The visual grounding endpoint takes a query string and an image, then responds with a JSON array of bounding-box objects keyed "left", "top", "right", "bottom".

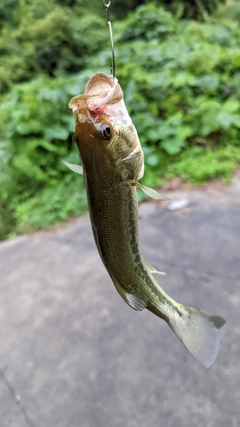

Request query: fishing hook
[{"left": 102, "top": 0, "right": 116, "bottom": 78}]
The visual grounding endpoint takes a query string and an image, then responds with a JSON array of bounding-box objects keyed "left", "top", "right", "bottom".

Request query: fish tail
[{"left": 169, "top": 306, "right": 225, "bottom": 368}]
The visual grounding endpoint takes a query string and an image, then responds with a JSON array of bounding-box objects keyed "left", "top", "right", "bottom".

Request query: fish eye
[{"left": 101, "top": 123, "right": 112, "bottom": 140}]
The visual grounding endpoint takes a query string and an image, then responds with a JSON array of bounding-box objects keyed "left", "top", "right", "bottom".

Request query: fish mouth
[
  {"left": 69, "top": 73, "right": 131, "bottom": 125},
  {"left": 85, "top": 73, "right": 122, "bottom": 106},
  {"left": 69, "top": 73, "right": 121, "bottom": 112}
]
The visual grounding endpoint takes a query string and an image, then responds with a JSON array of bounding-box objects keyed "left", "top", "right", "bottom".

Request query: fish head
[{"left": 68, "top": 73, "right": 144, "bottom": 181}]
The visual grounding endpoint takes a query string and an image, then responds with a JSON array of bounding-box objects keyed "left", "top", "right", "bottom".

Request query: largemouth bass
[{"left": 67, "top": 72, "right": 225, "bottom": 368}]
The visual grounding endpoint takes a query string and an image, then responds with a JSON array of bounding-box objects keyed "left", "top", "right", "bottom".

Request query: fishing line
[{"left": 102, "top": 0, "right": 116, "bottom": 77}]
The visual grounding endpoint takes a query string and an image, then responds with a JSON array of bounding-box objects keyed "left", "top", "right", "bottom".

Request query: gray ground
[{"left": 0, "top": 176, "right": 239, "bottom": 427}]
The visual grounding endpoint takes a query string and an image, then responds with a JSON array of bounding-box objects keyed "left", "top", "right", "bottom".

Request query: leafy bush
[
  {"left": 166, "top": 145, "right": 240, "bottom": 183},
  {"left": 12, "top": 174, "right": 87, "bottom": 236},
  {"left": 0, "top": 73, "right": 89, "bottom": 239},
  {"left": 0, "top": 0, "right": 108, "bottom": 93},
  {"left": 157, "top": 0, "right": 225, "bottom": 20},
  {"left": 1, "top": 2, "right": 240, "bottom": 240},
  {"left": 112, "top": 4, "right": 240, "bottom": 182}
]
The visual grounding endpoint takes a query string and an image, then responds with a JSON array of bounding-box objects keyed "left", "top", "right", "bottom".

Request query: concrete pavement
[{"left": 0, "top": 177, "right": 239, "bottom": 427}]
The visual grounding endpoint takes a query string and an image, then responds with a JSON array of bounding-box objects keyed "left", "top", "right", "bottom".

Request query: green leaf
[
  {"left": 217, "top": 111, "right": 235, "bottom": 130},
  {"left": 37, "top": 139, "right": 59, "bottom": 152},
  {"left": 176, "top": 126, "right": 193, "bottom": 139},
  {"left": 201, "top": 110, "right": 220, "bottom": 135},
  {"left": 222, "top": 99, "right": 239, "bottom": 113},
  {"left": 15, "top": 120, "right": 43, "bottom": 135},
  {"left": 44, "top": 126, "right": 69, "bottom": 141},
  {"left": 161, "top": 138, "right": 185, "bottom": 155}
]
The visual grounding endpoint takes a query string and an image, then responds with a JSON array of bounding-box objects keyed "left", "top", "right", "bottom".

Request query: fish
[{"left": 66, "top": 72, "right": 225, "bottom": 368}]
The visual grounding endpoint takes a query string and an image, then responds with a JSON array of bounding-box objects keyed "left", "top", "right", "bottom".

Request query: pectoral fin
[
  {"left": 114, "top": 280, "right": 148, "bottom": 311},
  {"left": 136, "top": 182, "right": 169, "bottom": 201},
  {"left": 63, "top": 161, "right": 83, "bottom": 175}
]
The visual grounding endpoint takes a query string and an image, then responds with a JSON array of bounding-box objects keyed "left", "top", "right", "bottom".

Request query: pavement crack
[{"left": 0, "top": 367, "right": 37, "bottom": 427}]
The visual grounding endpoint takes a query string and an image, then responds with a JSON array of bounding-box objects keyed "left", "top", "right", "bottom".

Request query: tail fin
[{"left": 169, "top": 306, "right": 226, "bottom": 368}]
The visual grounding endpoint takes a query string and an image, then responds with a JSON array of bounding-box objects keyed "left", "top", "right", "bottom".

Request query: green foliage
[
  {"left": 116, "top": 3, "right": 179, "bottom": 42},
  {"left": 12, "top": 174, "right": 87, "bottom": 235},
  {"left": 156, "top": 0, "right": 226, "bottom": 20},
  {"left": 216, "top": 0, "right": 240, "bottom": 22},
  {"left": 0, "top": 0, "right": 108, "bottom": 93},
  {"left": 0, "top": 75, "right": 72, "bottom": 191},
  {"left": 0, "top": 73, "right": 89, "bottom": 239},
  {"left": 1, "top": 2, "right": 240, "bottom": 240},
  {"left": 110, "top": 3, "right": 240, "bottom": 186},
  {"left": 166, "top": 145, "right": 240, "bottom": 183}
]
